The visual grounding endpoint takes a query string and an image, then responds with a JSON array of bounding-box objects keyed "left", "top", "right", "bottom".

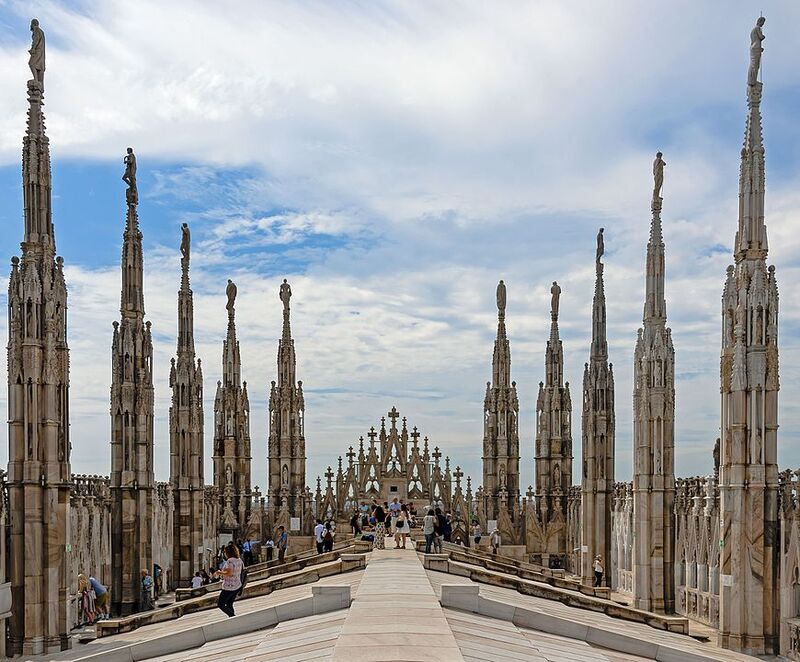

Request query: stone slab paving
[
  {"left": 150, "top": 609, "right": 349, "bottom": 661},
  {"left": 427, "top": 570, "right": 765, "bottom": 661},
  {"left": 43, "top": 571, "right": 363, "bottom": 661},
  {"left": 444, "top": 607, "right": 649, "bottom": 662},
  {"left": 331, "top": 548, "right": 464, "bottom": 661}
]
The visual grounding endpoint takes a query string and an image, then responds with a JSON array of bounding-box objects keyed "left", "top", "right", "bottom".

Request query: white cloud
[{"left": 0, "top": 1, "right": 798, "bottom": 490}]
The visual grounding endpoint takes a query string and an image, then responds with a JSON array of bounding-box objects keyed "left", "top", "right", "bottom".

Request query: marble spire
[
  {"left": 213, "top": 280, "right": 252, "bottom": 534},
  {"left": 632, "top": 154, "right": 676, "bottom": 613},
  {"left": 6, "top": 19, "right": 71, "bottom": 654},
  {"left": 169, "top": 223, "right": 205, "bottom": 586},
  {"left": 268, "top": 279, "right": 307, "bottom": 523},
  {"left": 481, "top": 280, "right": 520, "bottom": 534},
  {"left": 581, "top": 231, "right": 615, "bottom": 587},
  {"left": 718, "top": 16, "right": 779, "bottom": 655},
  {"left": 110, "top": 148, "right": 155, "bottom": 615},
  {"left": 534, "top": 280, "right": 573, "bottom": 563}
]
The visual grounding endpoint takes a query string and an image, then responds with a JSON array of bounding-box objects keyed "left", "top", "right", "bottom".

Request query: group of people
[
  {"left": 76, "top": 573, "right": 110, "bottom": 626},
  {"left": 314, "top": 518, "right": 337, "bottom": 553}
]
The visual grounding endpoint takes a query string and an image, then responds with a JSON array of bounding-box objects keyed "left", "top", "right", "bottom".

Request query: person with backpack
[{"left": 213, "top": 542, "right": 244, "bottom": 617}]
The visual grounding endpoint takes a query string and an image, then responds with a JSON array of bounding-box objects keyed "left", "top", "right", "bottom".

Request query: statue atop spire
[
  {"left": 653, "top": 151, "right": 666, "bottom": 202},
  {"left": 550, "top": 281, "right": 561, "bottom": 320},
  {"left": 496, "top": 279, "right": 507, "bottom": 317},
  {"left": 596, "top": 228, "right": 605, "bottom": 264},
  {"left": 280, "top": 278, "right": 291, "bottom": 311},
  {"left": 28, "top": 19, "right": 45, "bottom": 90},
  {"left": 122, "top": 147, "right": 137, "bottom": 206},
  {"left": 226, "top": 279, "right": 237, "bottom": 317},
  {"left": 748, "top": 16, "right": 766, "bottom": 87}
]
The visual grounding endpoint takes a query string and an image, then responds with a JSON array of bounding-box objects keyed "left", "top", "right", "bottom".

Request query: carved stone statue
[
  {"left": 748, "top": 16, "right": 766, "bottom": 87},
  {"left": 496, "top": 280, "right": 506, "bottom": 314},
  {"left": 550, "top": 281, "right": 561, "bottom": 319},
  {"left": 180, "top": 223, "right": 190, "bottom": 261},
  {"left": 28, "top": 19, "right": 45, "bottom": 89},
  {"left": 713, "top": 437, "right": 721, "bottom": 474},
  {"left": 653, "top": 151, "right": 666, "bottom": 199},
  {"left": 122, "top": 148, "right": 137, "bottom": 204},
  {"left": 280, "top": 278, "right": 291, "bottom": 311},
  {"left": 226, "top": 279, "right": 237, "bottom": 314},
  {"left": 596, "top": 228, "right": 605, "bottom": 263}
]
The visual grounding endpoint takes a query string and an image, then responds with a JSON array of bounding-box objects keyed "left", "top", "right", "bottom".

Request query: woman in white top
[
  {"left": 395, "top": 504, "right": 411, "bottom": 549},
  {"left": 213, "top": 542, "right": 243, "bottom": 617}
]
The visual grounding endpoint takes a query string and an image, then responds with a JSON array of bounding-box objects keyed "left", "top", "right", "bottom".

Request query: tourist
[
  {"left": 201, "top": 569, "right": 211, "bottom": 585},
  {"left": 490, "top": 527, "right": 501, "bottom": 556},
  {"left": 389, "top": 497, "right": 401, "bottom": 533},
  {"left": 323, "top": 520, "right": 335, "bottom": 552},
  {"left": 314, "top": 518, "right": 325, "bottom": 554},
  {"left": 350, "top": 511, "right": 361, "bottom": 536},
  {"left": 373, "top": 503, "right": 386, "bottom": 550},
  {"left": 276, "top": 526, "right": 289, "bottom": 563},
  {"left": 213, "top": 542, "right": 244, "bottom": 617},
  {"left": 423, "top": 509, "right": 437, "bottom": 553},
  {"left": 593, "top": 555, "right": 604, "bottom": 587},
  {"left": 153, "top": 564, "right": 162, "bottom": 598},
  {"left": 395, "top": 504, "right": 411, "bottom": 549},
  {"left": 434, "top": 507, "right": 447, "bottom": 553},
  {"left": 191, "top": 572, "right": 203, "bottom": 589},
  {"left": 88, "top": 575, "right": 109, "bottom": 621},
  {"left": 77, "top": 574, "right": 96, "bottom": 625},
  {"left": 472, "top": 520, "right": 482, "bottom": 547},
  {"left": 140, "top": 568, "right": 155, "bottom": 611},
  {"left": 265, "top": 537, "right": 274, "bottom": 561},
  {"left": 242, "top": 539, "right": 253, "bottom": 566},
  {"left": 444, "top": 513, "right": 453, "bottom": 542}
]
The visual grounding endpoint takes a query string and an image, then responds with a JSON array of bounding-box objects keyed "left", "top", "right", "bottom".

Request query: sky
[{"left": 0, "top": 1, "right": 798, "bottom": 494}]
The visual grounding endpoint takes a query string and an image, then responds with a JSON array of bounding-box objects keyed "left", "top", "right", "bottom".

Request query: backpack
[
  {"left": 239, "top": 565, "right": 248, "bottom": 592},
  {"left": 324, "top": 529, "right": 334, "bottom": 543}
]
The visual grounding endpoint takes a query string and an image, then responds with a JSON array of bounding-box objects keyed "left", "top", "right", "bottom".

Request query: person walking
[
  {"left": 276, "top": 526, "right": 289, "bottom": 563},
  {"left": 140, "top": 569, "right": 155, "bottom": 611},
  {"left": 423, "top": 509, "right": 437, "bottom": 554},
  {"left": 593, "top": 555, "right": 604, "bottom": 587},
  {"left": 490, "top": 527, "right": 501, "bottom": 556},
  {"left": 314, "top": 518, "right": 325, "bottom": 554},
  {"left": 373, "top": 504, "right": 386, "bottom": 550},
  {"left": 213, "top": 542, "right": 244, "bottom": 617}
]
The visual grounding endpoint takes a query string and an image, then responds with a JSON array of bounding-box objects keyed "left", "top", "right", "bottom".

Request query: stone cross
[
  {"left": 388, "top": 407, "right": 400, "bottom": 426},
  {"left": 433, "top": 446, "right": 442, "bottom": 466},
  {"left": 325, "top": 466, "right": 334, "bottom": 488},
  {"left": 346, "top": 446, "right": 356, "bottom": 466},
  {"left": 410, "top": 426, "right": 420, "bottom": 447},
  {"left": 454, "top": 466, "right": 463, "bottom": 489},
  {"left": 368, "top": 427, "right": 377, "bottom": 446}
]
